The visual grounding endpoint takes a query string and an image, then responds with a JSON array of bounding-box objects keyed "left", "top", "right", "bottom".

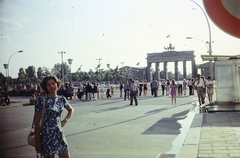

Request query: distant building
[{"left": 119, "top": 66, "right": 146, "bottom": 81}]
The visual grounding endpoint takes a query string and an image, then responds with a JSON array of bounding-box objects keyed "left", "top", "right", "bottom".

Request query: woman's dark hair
[{"left": 40, "top": 76, "right": 61, "bottom": 93}]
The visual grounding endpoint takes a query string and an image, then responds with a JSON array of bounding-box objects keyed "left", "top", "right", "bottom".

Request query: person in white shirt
[
  {"left": 161, "top": 80, "right": 166, "bottom": 95},
  {"left": 129, "top": 79, "right": 138, "bottom": 106},
  {"left": 105, "top": 82, "right": 111, "bottom": 98},
  {"left": 100, "top": 82, "right": 105, "bottom": 98},
  {"left": 135, "top": 78, "right": 139, "bottom": 96},
  {"left": 196, "top": 74, "right": 205, "bottom": 105},
  {"left": 205, "top": 76, "right": 214, "bottom": 104}
]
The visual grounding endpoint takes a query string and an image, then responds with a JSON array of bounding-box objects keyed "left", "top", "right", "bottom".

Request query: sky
[{"left": 1, "top": 0, "right": 240, "bottom": 78}]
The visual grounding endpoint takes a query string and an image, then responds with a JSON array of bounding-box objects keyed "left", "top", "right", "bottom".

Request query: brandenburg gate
[{"left": 146, "top": 44, "right": 196, "bottom": 81}]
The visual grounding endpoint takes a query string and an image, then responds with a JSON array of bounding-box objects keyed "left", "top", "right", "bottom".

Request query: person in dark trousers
[
  {"left": 161, "top": 80, "right": 166, "bottom": 95},
  {"left": 188, "top": 78, "right": 193, "bottom": 95},
  {"left": 138, "top": 80, "right": 143, "bottom": 96},
  {"left": 92, "top": 83, "right": 98, "bottom": 100},
  {"left": 85, "top": 82, "right": 93, "bottom": 101},
  {"left": 150, "top": 78, "right": 159, "bottom": 97},
  {"left": 119, "top": 81, "right": 123, "bottom": 97},
  {"left": 123, "top": 80, "right": 129, "bottom": 100},
  {"left": 177, "top": 81, "right": 183, "bottom": 96},
  {"left": 105, "top": 82, "right": 111, "bottom": 98},
  {"left": 129, "top": 79, "right": 138, "bottom": 106}
]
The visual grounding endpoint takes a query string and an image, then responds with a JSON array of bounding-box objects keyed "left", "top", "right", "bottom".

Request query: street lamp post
[
  {"left": 89, "top": 69, "right": 92, "bottom": 82},
  {"left": 3, "top": 64, "right": 8, "bottom": 83},
  {"left": 67, "top": 59, "right": 73, "bottom": 82},
  {"left": 107, "top": 64, "right": 110, "bottom": 82},
  {"left": 120, "top": 62, "right": 124, "bottom": 81},
  {"left": 190, "top": 0, "right": 213, "bottom": 78},
  {"left": 58, "top": 51, "right": 66, "bottom": 83},
  {"left": 96, "top": 58, "right": 102, "bottom": 81},
  {"left": 7, "top": 50, "right": 23, "bottom": 85}
]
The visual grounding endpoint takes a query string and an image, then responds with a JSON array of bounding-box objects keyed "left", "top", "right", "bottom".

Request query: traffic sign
[{"left": 203, "top": 0, "right": 240, "bottom": 38}]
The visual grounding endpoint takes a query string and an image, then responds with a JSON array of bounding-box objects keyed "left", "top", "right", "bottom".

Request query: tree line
[
  {"left": 0, "top": 62, "right": 133, "bottom": 85},
  {"left": 0, "top": 62, "right": 192, "bottom": 85}
]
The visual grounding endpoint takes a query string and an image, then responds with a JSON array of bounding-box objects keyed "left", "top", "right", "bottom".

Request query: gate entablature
[
  {"left": 146, "top": 51, "right": 195, "bottom": 63},
  {"left": 146, "top": 48, "right": 196, "bottom": 81}
]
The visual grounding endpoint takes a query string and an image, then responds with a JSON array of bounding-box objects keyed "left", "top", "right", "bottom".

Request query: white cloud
[{"left": 0, "top": 17, "right": 23, "bottom": 30}]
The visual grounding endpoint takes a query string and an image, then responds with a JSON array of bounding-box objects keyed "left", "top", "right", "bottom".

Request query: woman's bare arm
[
  {"left": 34, "top": 112, "right": 42, "bottom": 153},
  {"left": 61, "top": 105, "right": 74, "bottom": 127}
]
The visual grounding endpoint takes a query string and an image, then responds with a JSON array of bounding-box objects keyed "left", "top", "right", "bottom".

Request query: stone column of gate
[
  {"left": 155, "top": 62, "right": 160, "bottom": 81},
  {"left": 183, "top": 60, "right": 187, "bottom": 79},
  {"left": 175, "top": 61, "right": 178, "bottom": 80},
  {"left": 191, "top": 59, "right": 196, "bottom": 78},
  {"left": 201, "top": 68, "right": 204, "bottom": 76},
  {"left": 146, "top": 62, "right": 152, "bottom": 81},
  {"left": 164, "top": 61, "right": 168, "bottom": 79}
]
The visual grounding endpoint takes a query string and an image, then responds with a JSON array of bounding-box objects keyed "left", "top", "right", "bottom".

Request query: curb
[{"left": 177, "top": 113, "right": 203, "bottom": 158}]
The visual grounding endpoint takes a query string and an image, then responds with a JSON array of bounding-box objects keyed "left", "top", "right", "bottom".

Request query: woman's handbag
[{"left": 27, "top": 96, "right": 46, "bottom": 147}]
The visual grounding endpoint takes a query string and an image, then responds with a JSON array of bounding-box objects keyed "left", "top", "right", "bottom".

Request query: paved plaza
[{"left": 1, "top": 90, "right": 240, "bottom": 158}]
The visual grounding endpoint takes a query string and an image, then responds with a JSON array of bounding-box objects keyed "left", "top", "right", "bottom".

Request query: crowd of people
[
  {"left": 75, "top": 75, "right": 214, "bottom": 106},
  {"left": 0, "top": 74, "right": 214, "bottom": 107}
]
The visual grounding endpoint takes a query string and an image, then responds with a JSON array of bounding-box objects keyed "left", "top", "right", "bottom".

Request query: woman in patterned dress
[
  {"left": 35, "top": 76, "right": 74, "bottom": 158},
  {"left": 170, "top": 79, "right": 178, "bottom": 106}
]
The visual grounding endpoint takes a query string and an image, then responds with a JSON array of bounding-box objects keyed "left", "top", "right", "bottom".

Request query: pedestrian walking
[
  {"left": 196, "top": 74, "right": 205, "bottom": 105},
  {"left": 119, "top": 81, "right": 123, "bottom": 97},
  {"left": 161, "top": 79, "right": 166, "bottom": 95},
  {"left": 170, "top": 79, "right": 178, "bottom": 106},
  {"left": 192, "top": 78, "right": 195, "bottom": 95},
  {"left": 183, "top": 79, "right": 187, "bottom": 95},
  {"left": 135, "top": 78, "right": 139, "bottom": 96},
  {"left": 129, "top": 79, "right": 138, "bottom": 106},
  {"left": 150, "top": 78, "right": 159, "bottom": 97},
  {"left": 123, "top": 80, "right": 130, "bottom": 100},
  {"left": 85, "top": 82, "right": 93, "bottom": 101},
  {"left": 143, "top": 80, "right": 148, "bottom": 96},
  {"left": 34, "top": 76, "right": 74, "bottom": 158},
  {"left": 66, "top": 83, "right": 73, "bottom": 100},
  {"left": 100, "top": 82, "right": 105, "bottom": 98},
  {"left": 110, "top": 85, "right": 114, "bottom": 97},
  {"left": 166, "top": 79, "right": 170, "bottom": 95},
  {"left": 188, "top": 78, "right": 193, "bottom": 95},
  {"left": 205, "top": 76, "right": 214, "bottom": 104},
  {"left": 177, "top": 81, "right": 182, "bottom": 96},
  {"left": 138, "top": 80, "right": 143, "bottom": 96},
  {"left": 105, "top": 82, "right": 111, "bottom": 98},
  {"left": 92, "top": 83, "right": 98, "bottom": 101}
]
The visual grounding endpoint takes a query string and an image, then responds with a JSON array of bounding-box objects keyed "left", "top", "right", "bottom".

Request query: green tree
[
  {"left": 37, "top": 67, "right": 44, "bottom": 81},
  {"left": 168, "top": 71, "right": 174, "bottom": 80},
  {"left": 81, "top": 72, "right": 89, "bottom": 81},
  {"left": 75, "top": 66, "right": 84, "bottom": 81},
  {"left": 18, "top": 68, "right": 30, "bottom": 83},
  {"left": 25, "top": 66, "right": 37, "bottom": 82},
  {"left": 42, "top": 67, "right": 52, "bottom": 76},
  {"left": 0, "top": 72, "right": 6, "bottom": 85},
  {"left": 109, "top": 65, "right": 120, "bottom": 82},
  {"left": 177, "top": 71, "right": 183, "bottom": 80},
  {"left": 121, "top": 67, "right": 132, "bottom": 80},
  {"left": 51, "top": 63, "right": 62, "bottom": 79},
  {"left": 60, "top": 62, "right": 70, "bottom": 82}
]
